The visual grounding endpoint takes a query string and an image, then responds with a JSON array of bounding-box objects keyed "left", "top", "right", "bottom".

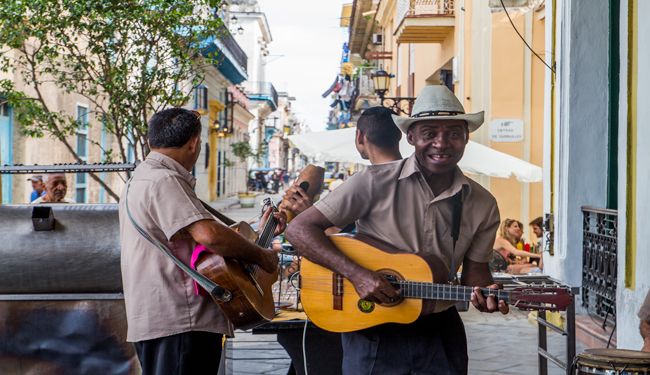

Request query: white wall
[
  {"left": 543, "top": 0, "right": 610, "bottom": 288},
  {"left": 616, "top": 0, "right": 650, "bottom": 350}
]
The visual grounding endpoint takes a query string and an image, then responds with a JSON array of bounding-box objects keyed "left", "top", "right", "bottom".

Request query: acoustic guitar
[
  {"left": 300, "top": 234, "right": 573, "bottom": 333},
  {"left": 195, "top": 198, "right": 280, "bottom": 330}
]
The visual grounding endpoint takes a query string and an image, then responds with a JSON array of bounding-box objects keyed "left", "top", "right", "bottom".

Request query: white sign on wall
[{"left": 489, "top": 119, "right": 524, "bottom": 142}]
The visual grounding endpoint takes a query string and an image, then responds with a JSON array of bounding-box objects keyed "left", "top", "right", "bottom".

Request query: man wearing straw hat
[{"left": 287, "top": 85, "right": 506, "bottom": 374}]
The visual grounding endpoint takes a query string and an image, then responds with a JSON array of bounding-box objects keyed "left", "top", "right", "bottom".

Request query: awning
[{"left": 288, "top": 127, "right": 542, "bottom": 183}]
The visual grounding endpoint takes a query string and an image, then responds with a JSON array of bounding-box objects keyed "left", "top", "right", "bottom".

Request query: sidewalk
[
  {"left": 209, "top": 195, "right": 242, "bottom": 212},
  {"left": 226, "top": 308, "right": 579, "bottom": 375}
]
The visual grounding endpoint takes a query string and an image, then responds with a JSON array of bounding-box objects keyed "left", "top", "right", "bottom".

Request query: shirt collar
[
  {"left": 146, "top": 151, "right": 197, "bottom": 187},
  {"left": 399, "top": 154, "right": 471, "bottom": 201}
]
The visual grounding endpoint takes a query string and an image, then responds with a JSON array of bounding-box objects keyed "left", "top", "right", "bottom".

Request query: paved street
[
  {"left": 225, "top": 308, "right": 575, "bottom": 375},
  {"left": 212, "top": 194, "right": 580, "bottom": 375}
]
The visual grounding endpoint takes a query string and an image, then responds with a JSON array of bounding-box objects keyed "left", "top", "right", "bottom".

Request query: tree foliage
[{"left": 0, "top": 0, "right": 223, "bottom": 199}]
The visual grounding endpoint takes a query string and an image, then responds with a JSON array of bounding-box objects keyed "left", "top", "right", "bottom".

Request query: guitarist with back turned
[
  {"left": 286, "top": 85, "right": 507, "bottom": 375},
  {"left": 119, "top": 108, "right": 285, "bottom": 375}
]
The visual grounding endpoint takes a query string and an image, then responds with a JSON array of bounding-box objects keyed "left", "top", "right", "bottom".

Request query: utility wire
[{"left": 499, "top": 0, "right": 556, "bottom": 74}]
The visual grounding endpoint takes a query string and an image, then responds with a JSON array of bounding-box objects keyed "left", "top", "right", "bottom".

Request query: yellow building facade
[{"left": 347, "top": 0, "right": 545, "bottom": 242}]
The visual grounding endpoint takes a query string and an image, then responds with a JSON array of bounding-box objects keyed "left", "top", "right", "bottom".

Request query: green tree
[{"left": 0, "top": 0, "right": 223, "bottom": 200}]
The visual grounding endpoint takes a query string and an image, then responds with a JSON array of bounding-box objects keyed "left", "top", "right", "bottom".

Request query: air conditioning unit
[{"left": 372, "top": 33, "right": 383, "bottom": 45}]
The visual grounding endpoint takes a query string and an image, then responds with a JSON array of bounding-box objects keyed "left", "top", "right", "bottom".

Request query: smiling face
[{"left": 406, "top": 119, "right": 469, "bottom": 176}]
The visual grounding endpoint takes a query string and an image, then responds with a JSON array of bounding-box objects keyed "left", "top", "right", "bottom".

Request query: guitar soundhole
[{"left": 378, "top": 269, "right": 404, "bottom": 307}]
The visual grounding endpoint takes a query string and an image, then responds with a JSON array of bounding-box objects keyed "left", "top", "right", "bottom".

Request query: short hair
[
  {"left": 148, "top": 108, "right": 202, "bottom": 148},
  {"left": 357, "top": 106, "right": 401, "bottom": 149},
  {"left": 530, "top": 216, "right": 543, "bottom": 228}
]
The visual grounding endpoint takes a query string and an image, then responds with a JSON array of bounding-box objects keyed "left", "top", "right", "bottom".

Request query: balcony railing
[
  {"left": 244, "top": 81, "right": 278, "bottom": 110},
  {"left": 397, "top": 0, "right": 454, "bottom": 25},
  {"left": 218, "top": 26, "right": 247, "bottom": 75},
  {"left": 581, "top": 206, "right": 617, "bottom": 325},
  {"left": 395, "top": 0, "right": 455, "bottom": 43}
]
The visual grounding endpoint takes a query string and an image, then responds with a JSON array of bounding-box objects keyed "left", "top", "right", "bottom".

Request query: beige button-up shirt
[
  {"left": 314, "top": 154, "right": 500, "bottom": 312},
  {"left": 119, "top": 152, "right": 232, "bottom": 342}
]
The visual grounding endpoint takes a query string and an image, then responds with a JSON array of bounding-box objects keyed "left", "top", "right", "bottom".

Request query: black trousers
[
  {"left": 134, "top": 331, "right": 223, "bottom": 375},
  {"left": 341, "top": 307, "right": 468, "bottom": 375}
]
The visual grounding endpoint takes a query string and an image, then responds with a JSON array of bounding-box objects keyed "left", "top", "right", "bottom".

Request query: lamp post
[
  {"left": 371, "top": 68, "right": 416, "bottom": 116},
  {"left": 371, "top": 68, "right": 393, "bottom": 104}
]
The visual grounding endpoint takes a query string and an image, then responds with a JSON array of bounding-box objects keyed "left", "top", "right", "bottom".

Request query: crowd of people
[{"left": 250, "top": 169, "right": 290, "bottom": 194}]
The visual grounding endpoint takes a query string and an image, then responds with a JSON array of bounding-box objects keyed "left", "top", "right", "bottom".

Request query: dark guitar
[
  {"left": 195, "top": 198, "right": 280, "bottom": 330},
  {"left": 300, "top": 234, "right": 573, "bottom": 333}
]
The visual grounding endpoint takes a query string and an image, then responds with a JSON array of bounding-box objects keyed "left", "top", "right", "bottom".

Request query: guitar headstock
[
  {"left": 262, "top": 197, "right": 278, "bottom": 212},
  {"left": 509, "top": 286, "right": 573, "bottom": 311}
]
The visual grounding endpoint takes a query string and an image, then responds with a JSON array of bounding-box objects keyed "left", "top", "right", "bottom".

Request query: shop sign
[{"left": 489, "top": 119, "right": 524, "bottom": 142}]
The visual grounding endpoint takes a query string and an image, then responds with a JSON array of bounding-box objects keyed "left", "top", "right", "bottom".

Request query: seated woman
[{"left": 490, "top": 218, "right": 542, "bottom": 274}]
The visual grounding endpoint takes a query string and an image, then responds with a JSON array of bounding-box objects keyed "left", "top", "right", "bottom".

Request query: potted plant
[{"left": 231, "top": 141, "right": 257, "bottom": 208}]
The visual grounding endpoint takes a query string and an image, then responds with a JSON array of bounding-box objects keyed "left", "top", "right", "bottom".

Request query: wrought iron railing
[
  {"left": 396, "top": 0, "right": 455, "bottom": 35},
  {"left": 244, "top": 81, "right": 278, "bottom": 109},
  {"left": 218, "top": 25, "right": 248, "bottom": 74},
  {"left": 581, "top": 206, "right": 617, "bottom": 324},
  {"left": 411, "top": 0, "right": 454, "bottom": 16}
]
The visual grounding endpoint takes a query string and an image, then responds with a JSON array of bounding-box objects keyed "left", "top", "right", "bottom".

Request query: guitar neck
[
  {"left": 257, "top": 214, "right": 278, "bottom": 249},
  {"left": 391, "top": 281, "right": 511, "bottom": 304}
]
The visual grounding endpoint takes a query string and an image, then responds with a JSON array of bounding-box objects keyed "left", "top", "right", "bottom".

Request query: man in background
[
  {"left": 31, "top": 173, "right": 75, "bottom": 204},
  {"left": 529, "top": 216, "right": 544, "bottom": 252},
  {"left": 27, "top": 175, "right": 46, "bottom": 202},
  {"left": 354, "top": 106, "right": 403, "bottom": 165},
  {"left": 282, "top": 106, "right": 403, "bottom": 213}
]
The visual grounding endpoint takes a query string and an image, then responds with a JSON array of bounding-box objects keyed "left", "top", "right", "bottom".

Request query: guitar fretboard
[
  {"left": 391, "top": 281, "right": 510, "bottom": 304},
  {"left": 258, "top": 213, "right": 278, "bottom": 248}
]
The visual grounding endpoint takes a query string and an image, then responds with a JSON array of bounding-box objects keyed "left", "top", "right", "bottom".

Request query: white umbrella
[{"left": 288, "top": 127, "right": 542, "bottom": 183}]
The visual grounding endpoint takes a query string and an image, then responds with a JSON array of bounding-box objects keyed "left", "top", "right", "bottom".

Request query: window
[
  {"left": 99, "top": 119, "right": 107, "bottom": 203},
  {"left": 76, "top": 105, "right": 89, "bottom": 203},
  {"left": 194, "top": 85, "right": 208, "bottom": 110},
  {"left": 0, "top": 102, "right": 9, "bottom": 117}
]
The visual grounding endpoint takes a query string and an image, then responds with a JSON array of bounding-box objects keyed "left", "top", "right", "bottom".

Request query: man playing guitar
[
  {"left": 287, "top": 85, "right": 507, "bottom": 375},
  {"left": 119, "top": 108, "right": 285, "bottom": 375}
]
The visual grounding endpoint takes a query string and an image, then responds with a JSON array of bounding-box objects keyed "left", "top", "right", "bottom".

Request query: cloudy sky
[{"left": 258, "top": 0, "right": 349, "bottom": 131}]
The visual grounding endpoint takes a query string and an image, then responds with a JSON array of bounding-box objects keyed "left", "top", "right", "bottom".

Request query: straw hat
[{"left": 392, "top": 85, "right": 484, "bottom": 133}]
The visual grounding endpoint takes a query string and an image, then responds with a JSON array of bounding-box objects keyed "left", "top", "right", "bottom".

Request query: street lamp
[{"left": 371, "top": 68, "right": 393, "bottom": 102}]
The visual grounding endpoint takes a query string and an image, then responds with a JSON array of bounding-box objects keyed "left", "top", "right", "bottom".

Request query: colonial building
[
  {"left": 542, "top": 0, "right": 649, "bottom": 350},
  {"left": 1, "top": 9, "right": 255, "bottom": 204},
  {"left": 0, "top": 48, "right": 123, "bottom": 204},
  {"left": 343, "top": 0, "right": 545, "bottom": 239},
  {"left": 229, "top": 0, "right": 279, "bottom": 169}
]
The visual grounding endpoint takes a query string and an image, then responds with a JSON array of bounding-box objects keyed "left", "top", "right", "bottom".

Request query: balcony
[
  {"left": 243, "top": 82, "right": 278, "bottom": 111},
  {"left": 394, "top": 0, "right": 455, "bottom": 44},
  {"left": 202, "top": 26, "right": 248, "bottom": 84}
]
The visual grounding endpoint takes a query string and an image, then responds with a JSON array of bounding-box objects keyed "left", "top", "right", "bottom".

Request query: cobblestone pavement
[{"left": 213, "top": 194, "right": 582, "bottom": 374}]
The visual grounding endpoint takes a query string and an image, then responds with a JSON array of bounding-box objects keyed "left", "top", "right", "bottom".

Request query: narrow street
[{"left": 213, "top": 194, "right": 582, "bottom": 375}]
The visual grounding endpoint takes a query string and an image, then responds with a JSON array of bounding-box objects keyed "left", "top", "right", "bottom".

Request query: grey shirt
[{"left": 119, "top": 152, "right": 232, "bottom": 342}]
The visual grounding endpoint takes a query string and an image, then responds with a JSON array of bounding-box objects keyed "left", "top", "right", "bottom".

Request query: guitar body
[
  {"left": 300, "top": 235, "right": 432, "bottom": 333},
  {"left": 195, "top": 221, "right": 278, "bottom": 330},
  {"left": 196, "top": 253, "right": 277, "bottom": 330}
]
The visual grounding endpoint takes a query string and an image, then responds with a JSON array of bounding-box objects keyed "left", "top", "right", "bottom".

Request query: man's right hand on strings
[{"left": 349, "top": 268, "right": 400, "bottom": 304}]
